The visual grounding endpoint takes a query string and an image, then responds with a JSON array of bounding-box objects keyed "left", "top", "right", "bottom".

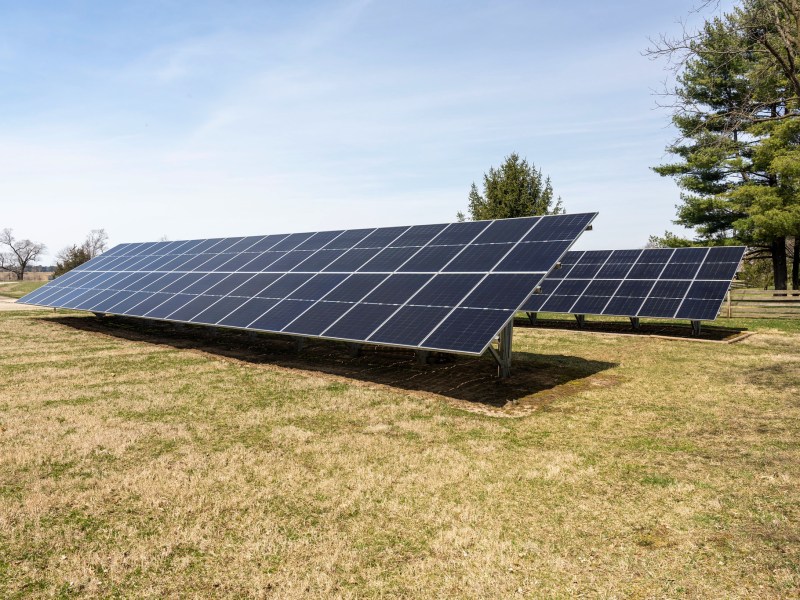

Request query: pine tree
[
  {"left": 458, "top": 153, "right": 564, "bottom": 221},
  {"left": 649, "top": 3, "right": 800, "bottom": 289},
  {"left": 54, "top": 245, "right": 92, "bottom": 277}
]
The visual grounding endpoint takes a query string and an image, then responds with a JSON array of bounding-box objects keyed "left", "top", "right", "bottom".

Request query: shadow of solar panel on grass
[{"left": 45, "top": 314, "right": 617, "bottom": 411}]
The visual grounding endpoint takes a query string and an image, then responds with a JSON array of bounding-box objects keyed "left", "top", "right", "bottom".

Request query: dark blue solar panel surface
[
  {"left": 522, "top": 246, "right": 745, "bottom": 321},
  {"left": 19, "top": 213, "right": 596, "bottom": 354}
]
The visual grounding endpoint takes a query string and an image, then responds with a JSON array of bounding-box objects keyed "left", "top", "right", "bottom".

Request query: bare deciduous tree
[
  {"left": 84, "top": 228, "right": 109, "bottom": 259},
  {"left": 646, "top": 0, "right": 800, "bottom": 138},
  {"left": 0, "top": 229, "right": 46, "bottom": 281},
  {"left": 52, "top": 229, "right": 111, "bottom": 277}
]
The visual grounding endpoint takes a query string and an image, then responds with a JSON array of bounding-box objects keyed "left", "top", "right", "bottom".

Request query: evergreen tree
[
  {"left": 54, "top": 245, "right": 91, "bottom": 277},
  {"left": 649, "top": 2, "right": 800, "bottom": 289},
  {"left": 458, "top": 153, "right": 564, "bottom": 221},
  {"left": 53, "top": 229, "right": 110, "bottom": 277},
  {"left": 726, "top": 119, "right": 800, "bottom": 288},
  {"left": 646, "top": 231, "right": 699, "bottom": 248}
]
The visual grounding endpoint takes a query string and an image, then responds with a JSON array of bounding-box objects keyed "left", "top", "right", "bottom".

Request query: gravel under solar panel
[
  {"left": 522, "top": 246, "right": 746, "bottom": 321},
  {"left": 18, "top": 213, "right": 597, "bottom": 355}
]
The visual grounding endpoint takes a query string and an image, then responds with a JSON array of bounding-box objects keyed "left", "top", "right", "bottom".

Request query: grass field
[
  {"left": 0, "top": 281, "right": 47, "bottom": 299},
  {"left": 0, "top": 307, "right": 798, "bottom": 598},
  {"left": 0, "top": 271, "right": 51, "bottom": 283}
]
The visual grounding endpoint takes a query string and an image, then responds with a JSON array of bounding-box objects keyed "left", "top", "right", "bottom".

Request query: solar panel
[
  {"left": 19, "top": 213, "right": 597, "bottom": 356},
  {"left": 522, "top": 246, "right": 746, "bottom": 321}
]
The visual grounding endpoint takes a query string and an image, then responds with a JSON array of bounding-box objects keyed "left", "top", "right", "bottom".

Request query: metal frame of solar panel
[
  {"left": 522, "top": 246, "right": 746, "bottom": 330},
  {"left": 19, "top": 213, "right": 596, "bottom": 369}
]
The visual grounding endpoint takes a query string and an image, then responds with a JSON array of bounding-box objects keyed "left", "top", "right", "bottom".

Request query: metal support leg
[
  {"left": 630, "top": 317, "right": 641, "bottom": 331},
  {"left": 346, "top": 343, "right": 362, "bottom": 357},
  {"left": 295, "top": 337, "right": 307, "bottom": 352},
  {"left": 526, "top": 311, "right": 537, "bottom": 326},
  {"left": 415, "top": 350, "right": 430, "bottom": 365},
  {"left": 488, "top": 320, "right": 513, "bottom": 379},
  {"left": 691, "top": 320, "right": 702, "bottom": 337},
  {"left": 574, "top": 314, "right": 586, "bottom": 328}
]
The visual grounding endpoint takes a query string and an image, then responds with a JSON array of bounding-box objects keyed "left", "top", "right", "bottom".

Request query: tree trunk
[
  {"left": 772, "top": 237, "right": 788, "bottom": 290},
  {"left": 793, "top": 235, "right": 800, "bottom": 290}
]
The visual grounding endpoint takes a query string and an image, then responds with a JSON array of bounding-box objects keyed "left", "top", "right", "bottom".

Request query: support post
[
  {"left": 574, "top": 314, "right": 586, "bottom": 328},
  {"left": 726, "top": 290, "right": 732, "bottom": 318},
  {"left": 526, "top": 311, "right": 537, "bottom": 326},
  {"left": 295, "top": 337, "right": 307, "bottom": 352},
  {"left": 346, "top": 343, "right": 362, "bottom": 357},
  {"left": 630, "top": 317, "right": 641, "bottom": 331},
  {"left": 92, "top": 312, "right": 105, "bottom": 318},
  {"left": 415, "top": 350, "right": 430, "bottom": 365},
  {"left": 691, "top": 320, "right": 702, "bottom": 337},
  {"left": 490, "top": 320, "right": 513, "bottom": 379}
]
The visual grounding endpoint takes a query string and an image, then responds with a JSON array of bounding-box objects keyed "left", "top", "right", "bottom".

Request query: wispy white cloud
[{"left": 1, "top": 0, "right": 705, "bottom": 261}]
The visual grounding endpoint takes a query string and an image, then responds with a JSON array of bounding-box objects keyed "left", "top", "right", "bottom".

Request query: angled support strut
[{"left": 488, "top": 320, "right": 513, "bottom": 379}]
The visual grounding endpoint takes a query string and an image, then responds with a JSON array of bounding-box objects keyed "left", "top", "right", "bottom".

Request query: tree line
[{"left": 0, "top": 229, "right": 108, "bottom": 280}]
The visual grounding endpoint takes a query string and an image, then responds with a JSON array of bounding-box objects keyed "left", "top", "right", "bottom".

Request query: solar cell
[
  {"left": 430, "top": 220, "right": 489, "bottom": 245},
  {"left": 462, "top": 274, "right": 542, "bottom": 310},
  {"left": 322, "top": 303, "right": 398, "bottom": 341},
  {"left": 288, "top": 274, "right": 349, "bottom": 301},
  {"left": 397, "top": 245, "right": 464, "bottom": 272},
  {"left": 362, "top": 274, "right": 433, "bottom": 305},
  {"left": 322, "top": 274, "right": 387, "bottom": 302},
  {"left": 219, "top": 298, "right": 280, "bottom": 328},
  {"left": 370, "top": 305, "right": 453, "bottom": 347},
  {"left": 283, "top": 301, "right": 355, "bottom": 336},
  {"left": 19, "top": 213, "right": 597, "bottom": 355},
  {"left": 422, "top": 308, "right": 512, "bottom": 354},
  {"left": 143, "top": 294, "right": 196, "bottom": 319},
  {"left": 359, "top": 247, "right": 421, "bottom": 272},
  {"left": 496, "top": 241, "right": 572, "bottom": 272},
  {"left": 407, "top": 274, "right": 483, "bottom": 307},
  {"left": 522, "top": 246, "right": 745, "bottom": 321},
  {"left": 571, "top": 294, "right": 613, "bottom": 314},
  {"left": 441, "top": 243, "right": 513, "bottom": 272},
  {"left": 322, "top": 248, "right": 381, "bottom": 271},
  {"left": 250, "top": 299, "right": 315, "bottom": 331}
]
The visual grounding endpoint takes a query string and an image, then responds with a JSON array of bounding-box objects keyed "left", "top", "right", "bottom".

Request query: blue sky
[{"left": 1, "top": 0, "right": 732, "bottom": 262}]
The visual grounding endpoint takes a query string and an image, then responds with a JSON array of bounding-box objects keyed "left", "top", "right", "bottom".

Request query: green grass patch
[
  {"left": 0, "top": 310, "right": 798, "bottom": 597},
  {"left": 641, "top": 473, "right": 676, "bottom": 487},
  {"left": 0, "top": 280, "right": 47, "bottom": 299}
]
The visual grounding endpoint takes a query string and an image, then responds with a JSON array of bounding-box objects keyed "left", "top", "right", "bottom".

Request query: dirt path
[{"left": 0, "top": 297, "right": 51, "bottom": 312}]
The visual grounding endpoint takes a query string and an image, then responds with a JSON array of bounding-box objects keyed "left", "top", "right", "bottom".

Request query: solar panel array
[
  {"left": 522, "top": 246, "right": 746, "bottom": 321},
  {"left": 19, "top": 213, "right": 596, "bottom": 355}
]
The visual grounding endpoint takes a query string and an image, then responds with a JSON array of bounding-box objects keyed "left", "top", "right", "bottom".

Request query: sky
[{"left": 0, "top": 0, "right": 734, "bottom": 263}]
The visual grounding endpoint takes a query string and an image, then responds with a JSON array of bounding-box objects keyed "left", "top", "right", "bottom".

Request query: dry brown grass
[
  {"left": 0, "top": 310, "right": 798, "bottom": 598},
  {"left": 0, "top": 272, "right": 50, "bottom": 283}
]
